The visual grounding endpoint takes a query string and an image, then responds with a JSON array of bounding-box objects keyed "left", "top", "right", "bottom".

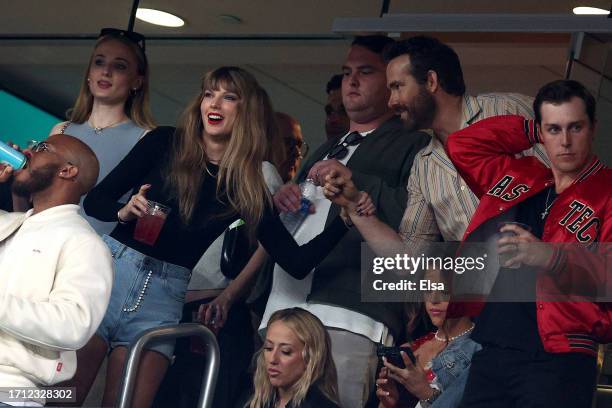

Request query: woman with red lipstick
[
  {"left": 376, "top": 266, "right": 481, "bottom": 408},
  {"left": 74, "top": 66, "right": 370, "bottom": 408},
  {"left": 48, "top": 28, "right": 155, "bottom": 236},
  {"left": 247, "top": 308, "right": 340, "bottom": 408}
]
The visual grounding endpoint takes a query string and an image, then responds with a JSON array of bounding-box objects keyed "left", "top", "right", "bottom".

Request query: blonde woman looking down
[{"left": 248, "top": 308, "right": 340, "bottom": 408}]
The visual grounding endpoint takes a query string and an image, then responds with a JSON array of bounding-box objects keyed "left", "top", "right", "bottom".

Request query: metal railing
[{"left": 117, "top": 323, "right": 220, "bottom": 408}]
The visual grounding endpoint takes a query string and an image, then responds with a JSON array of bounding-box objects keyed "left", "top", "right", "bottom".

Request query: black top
[
  {"left": 472, "top": 186, "right": 555, "bottom": 353},
  {"left": 84, "top": 126, "right": 347, "bottom": 272},
  {"left": 261, "top": 387, "right": 340, "bottom": 408}
]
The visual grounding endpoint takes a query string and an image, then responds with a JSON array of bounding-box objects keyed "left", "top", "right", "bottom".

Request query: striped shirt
[{"left": 398, "top": 93, "right": 548, "bottom": 249}]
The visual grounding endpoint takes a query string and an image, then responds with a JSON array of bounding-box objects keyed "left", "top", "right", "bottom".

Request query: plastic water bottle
[
  {"left": 280, "top": 179, "right": 317, "bottom": 235},
  {"left": 0, "top": 141, "right": 27, "bottom": 170}
]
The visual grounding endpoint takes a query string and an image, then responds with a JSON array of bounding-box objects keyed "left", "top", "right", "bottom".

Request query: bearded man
[{"left": 0, "top": 134, "right": 113, "bottom": 406}]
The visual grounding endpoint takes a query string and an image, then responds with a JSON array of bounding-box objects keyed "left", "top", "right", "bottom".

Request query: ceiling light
[
  {"left": 572, "top": 6, "right": 610, "bottom": 15},
  {"left": 136, "top": 8, "right": 185, "bottom": 27}
]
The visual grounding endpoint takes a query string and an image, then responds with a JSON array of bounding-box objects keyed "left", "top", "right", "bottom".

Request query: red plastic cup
[{"left": 133, "top": 200, "right": 170, "bottom": 245}]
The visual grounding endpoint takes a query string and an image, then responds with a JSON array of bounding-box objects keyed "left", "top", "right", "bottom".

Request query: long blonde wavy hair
[
  {"left": 68, "top": 33, "right": 155, "bottom": 129},
  {"left": 249, "top": 308, "right": 339, "bottom": 408},
  {"left": 166, "top": 66, "right": 274, "bottom": 239}
]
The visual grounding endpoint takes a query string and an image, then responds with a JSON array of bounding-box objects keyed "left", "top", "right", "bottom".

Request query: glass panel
[{"left": 0, "top": 90, "right": 59, "bottom": 148}]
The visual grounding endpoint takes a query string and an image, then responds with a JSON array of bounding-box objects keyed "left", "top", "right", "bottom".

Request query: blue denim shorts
[{"left": 96, "top": 235, "right": 191, "bottom": 359}]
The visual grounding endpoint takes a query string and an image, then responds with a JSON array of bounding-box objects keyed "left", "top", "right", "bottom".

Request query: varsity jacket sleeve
[
  {"left": 545, "top": 201, "right": 612, "bottom": 344},
  {"left": 545, "top": 199, "right": 612, "bottom": 304},
  {"left": 0, "top": 235, "right": 113, "bottom": 351},
  {"left": 446, "top": 114, "right": 539, "bottom": 199}
]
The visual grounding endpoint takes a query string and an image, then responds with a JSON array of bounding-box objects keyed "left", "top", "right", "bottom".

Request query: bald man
[
  {"left": 0, "top": 134, "right": 113, "bottom": 406},
  {"left": 275, "top": 112, "right": 305, "bottom": 182}
]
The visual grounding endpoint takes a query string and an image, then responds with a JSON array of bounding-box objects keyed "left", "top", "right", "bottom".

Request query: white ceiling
[
  {"left": 3, "top": 0, "right": 610, "bottom": 35},
  {"left": 0, "top": 0, "right": 609, "bottom": 149},
  {"left": 387, "top": 0, "right": 611, "bottom": 14}
]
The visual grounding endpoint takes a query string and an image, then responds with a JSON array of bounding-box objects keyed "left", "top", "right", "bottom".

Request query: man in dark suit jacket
[{"left": 265, "top": 35, "right": 430, "bottom": 407}]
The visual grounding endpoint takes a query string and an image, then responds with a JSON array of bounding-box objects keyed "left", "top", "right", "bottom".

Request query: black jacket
[
  {"left": 295, "top": 116, "right": 430, "bottom": 338},
  {"left": 266, "top": 387, "right": 340, "bottom": 408}
]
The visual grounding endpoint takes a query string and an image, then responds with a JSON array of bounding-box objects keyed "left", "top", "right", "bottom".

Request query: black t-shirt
[
  {"left": 472, "top": 186, "right": 556, "bottom": 352},
  {"left": 84, "top": 126, "right": 347, "bottom": 273}
]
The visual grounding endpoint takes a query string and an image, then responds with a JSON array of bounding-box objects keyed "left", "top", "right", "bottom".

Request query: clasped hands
[
  {"left": 272, "top": 159, "right": 376, "bottom": 219},
  {"left": 308, "top": 159, "right": 376, "bottom": 220}
]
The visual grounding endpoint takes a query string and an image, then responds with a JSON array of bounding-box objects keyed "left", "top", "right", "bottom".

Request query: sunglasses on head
[
  {"left": 31, "top": 141, "right": 53, "bottom": 154},
  {"left": 327, "top": 131, "right": 364, "bottom": 160},
  {"left": 31, "top": 141, "right": 74, "bottom": 165},
  {"left": 99, "top": 28, "right": 146, "bottom": 52}
]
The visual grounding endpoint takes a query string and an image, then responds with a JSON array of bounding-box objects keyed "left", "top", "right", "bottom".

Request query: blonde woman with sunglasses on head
[{"left": 48, "top": 27, "right": 155, "bottom": 236}]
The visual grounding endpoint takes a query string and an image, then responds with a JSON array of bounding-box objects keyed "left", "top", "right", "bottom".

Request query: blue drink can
[{"left": 0, "top": 141, "right": 27, "bottom": 169}]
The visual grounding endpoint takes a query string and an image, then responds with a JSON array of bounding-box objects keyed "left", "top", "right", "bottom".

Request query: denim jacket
[{"left": 430, "top": 335, "right": 481, "bottom": 408}]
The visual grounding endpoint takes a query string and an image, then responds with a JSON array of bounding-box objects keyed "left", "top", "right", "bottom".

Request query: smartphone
[{"left": 376, "top": 344, "right": 416, "bottom": 369}]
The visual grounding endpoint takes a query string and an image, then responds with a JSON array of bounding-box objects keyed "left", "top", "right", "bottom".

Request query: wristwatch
[{"left": 419, "top": 387, "right": 441, "bottom": 407}]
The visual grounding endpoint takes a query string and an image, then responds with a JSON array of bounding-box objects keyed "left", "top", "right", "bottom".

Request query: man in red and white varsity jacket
[{"left": 447, "top": 80, "right": 611, "bottom": 407}]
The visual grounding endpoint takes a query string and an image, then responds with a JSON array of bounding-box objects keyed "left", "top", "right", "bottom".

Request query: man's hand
[
  {"left": 0, "top": 165, "right": 13, "bottom": 183},
  {"left": 273, "top": 183, "right": 302, "bottom": 213},
  {"left": 498, "top": 223, "right": 554, "bottom": 268},
  {"left": 323, "top": 171, "right": 360, "bottom": 207},
  {"left": 307, "top": 159, "right": 352, "bottom": 186}
]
